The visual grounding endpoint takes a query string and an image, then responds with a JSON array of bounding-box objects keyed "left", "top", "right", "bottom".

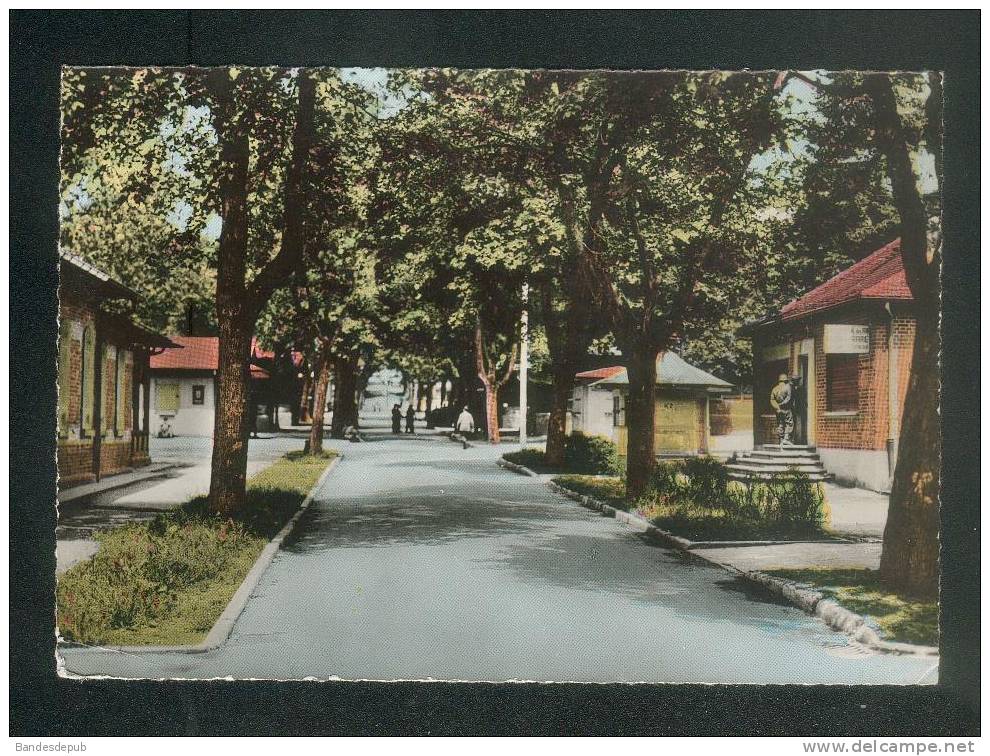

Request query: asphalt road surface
[{"left": 59, "top": 436, "right": 938, "bottom": 684}]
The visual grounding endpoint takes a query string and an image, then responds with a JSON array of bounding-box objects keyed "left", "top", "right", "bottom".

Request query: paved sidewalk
[
  {"left": 695, "top": 541, "right": 882, "bottom": 573},
  {"left": 58, "top": 463, "right": 175, "bottom": 504},
  {"left": 825, "top": 483, "right": 888, "bottom": 538},
  {"left": 692, "top": 483, "right": 888, "bottom": 574}
]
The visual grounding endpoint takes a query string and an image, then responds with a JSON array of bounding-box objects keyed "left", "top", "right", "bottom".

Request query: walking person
[
  {"left": 453, "top": 405, "right": 474, "bottom": 450},
  {"left": 391, "top": 403, "right": 402, "bottom": 434},
  {"left": 405, "top": 404, "right": 416, "bottom": 434}
]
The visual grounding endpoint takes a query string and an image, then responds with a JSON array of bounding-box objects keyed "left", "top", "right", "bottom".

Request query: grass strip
[
  {"left": 765, "top": 568, "right": 938, "bottom": 646},
  {"left": 57, "top": 451, "right": 335, "bottom": 646}
]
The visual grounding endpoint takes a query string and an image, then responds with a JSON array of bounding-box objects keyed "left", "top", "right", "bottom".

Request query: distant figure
[
  {"left": 342, "top": 425, "right": 362, "bottom": 443},
  {"left": 391, "top": 403, "right": 402, "bottom": 434},
  {"left": 158, "top": 416, "right": 174, "bottom": 439},
  {"left": 453, "top": 405, "right": 475, "bottom": 449},
  {"left": 405, "top": 404, "right": 416, "bottom": 434},
  {"left": 770, "top": 373, "right": 794, "bottom": 445},
  {"left": 249, "top": 402, "right": 260, "bottom": 439}
]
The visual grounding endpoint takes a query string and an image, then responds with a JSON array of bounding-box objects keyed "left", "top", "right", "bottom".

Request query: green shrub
[
  {"left": 564, "top": 432, "right": 621, "bottom": 475},
  {"left": 649, "top": 460, "right": 684, "bottom": 496},
  {"left": 57, "top": 518, "right": 260, "bottom": 643},
  {"left": 681, "top": 456, "right": 731, "bottom": 509},
  {"left": 726, "top": 469, "right": 828, "bottom": 529},
  {"left": 552, "top": 475, "right": 628, "bottom": 509},
  {"left": 502, "top": 448, "right": 548, "bottom": 470}
]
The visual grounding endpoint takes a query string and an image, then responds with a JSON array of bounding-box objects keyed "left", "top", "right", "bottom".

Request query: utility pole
[{"left": 519, "top": 282, "right": 529, "bottom": 448}]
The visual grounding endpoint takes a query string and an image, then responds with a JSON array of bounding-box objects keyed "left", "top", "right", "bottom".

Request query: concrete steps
[{"left": 727, "top": 444, "right": 832, "bottom": 483}]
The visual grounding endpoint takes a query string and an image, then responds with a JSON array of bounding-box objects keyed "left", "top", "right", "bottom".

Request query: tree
[
  {"left": 257, "top": 73, "right": 383, "bottom": 453},
  {"left": 780, "top": 70, "right": 941, "bottom": 598},
  {"left": 521, "top": 71, "right": 781, "bottom": 496},
  {"left": 868, "top": 73, "right": 941, "bottom": 599},
  {"left": 205, "top": 68, "right": 318, "bottom": 514}
]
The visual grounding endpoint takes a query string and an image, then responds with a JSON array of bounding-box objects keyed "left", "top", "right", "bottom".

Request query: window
[
  {"left": 156, "top": 382, "right": 180, "bottom": 413},
  {"left": 192, "top": 384, "right": 205, "bottom": 405},
  {"left": 612, "top": 393, "right": 625, "bottom": 427},
  {"left": 80, "top": 326, "right": 95, "bottom": 435},
  {"left": 826, "top": 355, "right": 859, "bottom": 412},
  {"left": 102, "top": 345, "right": 113, "bottom": 435},
  {"left": 57, "top": 321, "right": 71, "bottom": 436},
  {"left": 114, "top": 349, "right": 126, "bottom": 435}
]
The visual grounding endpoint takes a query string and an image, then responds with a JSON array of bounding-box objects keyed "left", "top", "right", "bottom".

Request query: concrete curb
[
  {"left": 58, "top": 463, "right": 177, "bottom": 505},
  {"left": 542, "top": 477, "right": 938, "bottom": 658},
  {"left": 497, "top": 458, "right": 539, "bottom": 477},
  {"left": 59, "top": 454, "right": 342, "bottom": 655}
]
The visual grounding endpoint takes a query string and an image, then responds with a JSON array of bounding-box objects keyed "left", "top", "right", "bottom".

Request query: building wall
[
  {"left": 570, "top": 382, "right": 617, "bottom": 441},
  {"left": 752, "top": 308, "right": 915, "bottom": 491},
  {"left": 150, "top": 374, "right": 216, "bottom": 437},
  {"left": 613, "top": 389, "right": 710, "bottom": 456},
  {"left": 57, "top": 296, "right": 147, "bottom": 488}
]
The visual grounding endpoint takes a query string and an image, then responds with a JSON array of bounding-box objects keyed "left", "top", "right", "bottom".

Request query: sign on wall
[{"left": 823, "top": 324, "right": 870, "bottom": 354}]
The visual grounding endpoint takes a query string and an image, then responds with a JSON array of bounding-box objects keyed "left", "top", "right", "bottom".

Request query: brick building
[
  {"left": 149, "top": 336, "right": 274, "bottom": 437},
  {"left": 57, "top": 252, "right": 176, "bottom": 488},
  {"left": 740, "top": 239, "right": 915, "bottom": 491}
]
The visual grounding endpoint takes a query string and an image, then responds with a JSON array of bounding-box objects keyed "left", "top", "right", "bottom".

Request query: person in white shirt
[{"left": 453, "top": 406, "right": 475, "bottom": 449}]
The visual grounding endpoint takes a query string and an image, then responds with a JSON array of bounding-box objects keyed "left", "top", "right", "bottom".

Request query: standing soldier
[
  {"left": 769, "top": 373, "right": 794, "bottom": 445},
  {"left": 391, "top": 403, "right": 402, "bottom": 434},
  {"left": 405, "top": 404, "right": 416, "bottom": 434}
]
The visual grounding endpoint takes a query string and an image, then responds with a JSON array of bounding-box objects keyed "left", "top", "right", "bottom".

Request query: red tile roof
[
  {"left": 151, "top": 336, "right": 270, "bottom": 378},
  {"left": 575, "top": 366, "right": 626, "bottom": 381},
  {"left": 780, "top": 238, "right": 913, "bottom": 321}
]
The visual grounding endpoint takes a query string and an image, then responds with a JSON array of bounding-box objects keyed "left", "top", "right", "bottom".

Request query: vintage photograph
[{"left": 53, "top": 65, "right": 941, "bottom": 684}]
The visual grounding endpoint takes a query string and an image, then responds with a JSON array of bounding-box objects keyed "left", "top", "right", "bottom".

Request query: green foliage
[
  {"left": 57, "top": 453, "right": 330, "bottom": 645},
  {"left": 647, "top": 457, "right": 827, "bottom": 530},
  {"left": 680, "top": 456, "right": 732, "bottom": 509},
  {"left": 551, "top": 475, "right": 629, "bottom": 510},
  {"left": 502, "top": 448, "right": 548, "bottom": 471},
  {"left": 563, "top": 432, "right": 621, "bottom": 475}
]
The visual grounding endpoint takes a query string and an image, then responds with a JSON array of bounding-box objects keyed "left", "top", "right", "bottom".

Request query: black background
[{"left": 10, "top": 10, "right": 980, "bottom": 736}]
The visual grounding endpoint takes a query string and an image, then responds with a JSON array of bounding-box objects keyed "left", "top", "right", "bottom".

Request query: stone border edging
[
  {"left": 59, "top": 454, "right": 342, "bottom": 656},
  {"left": 530, "top": 472, "right": 938, "bottom": 658},
  {"left": 497, "top": 459, "right": 538, "bottom": 477}
]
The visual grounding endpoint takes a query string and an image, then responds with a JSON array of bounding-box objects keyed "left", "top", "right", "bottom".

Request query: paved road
[{"left": 59, "top": 437, "right": 938, "bottom": 684}]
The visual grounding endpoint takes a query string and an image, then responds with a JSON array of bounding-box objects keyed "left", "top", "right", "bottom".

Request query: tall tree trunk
[
  {"left": 474, "top": 320, "right": 517, "bottom": 445},
  {"left": 624, "top": 348, "right": 659, "bottom": 499},
  {"left": 207, "top": 68, "right": 254, "bottom": 517},
  {"left": 307, "top": 345, "right": 331, "bottom": 454},
  {"left": 425, "top": 382, "right": 435, "bottom": 427},
  {"left": 880, "top": 310, "right": 940, "bottom": 598},
  {"left": 330, "top": 354, "right": 359, "bottom": 438},
  {"left": 481, "top": 378, "right": 501, "bottom": 444},
  {"left": 297, "top": 372, "right": 311, "bottom": 424},
  {"left": 868, "top": 73, "right": 942, "bottom": 599},
  {"left": 210, "top": 321, "right": 254, "bottom": 516},
  {"left": 207, "top": 69, "right": 316, "bottom": 515},
  {"left": 545, "top": 364, "right": 574, "bottom": 467}
]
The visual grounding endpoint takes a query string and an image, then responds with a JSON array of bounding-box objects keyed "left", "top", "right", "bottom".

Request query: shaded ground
[{"left": 59, "top": 436, "right": 937, "bottom": 684}]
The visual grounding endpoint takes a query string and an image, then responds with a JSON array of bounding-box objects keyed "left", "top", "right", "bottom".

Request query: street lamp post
[{"left": 519, "top": 282, "right": 528, "bottom": 448}]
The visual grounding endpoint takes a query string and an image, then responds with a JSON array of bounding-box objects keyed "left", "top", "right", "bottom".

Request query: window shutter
[
  {"left": 826, "top": 355, "right": 859, "bottom": 412},
  {"left": 57, "top": 321, "right": 71, "bottom": 436},
  {"left": 81, "top": 327, "right": 95, "bottom": 433}
]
